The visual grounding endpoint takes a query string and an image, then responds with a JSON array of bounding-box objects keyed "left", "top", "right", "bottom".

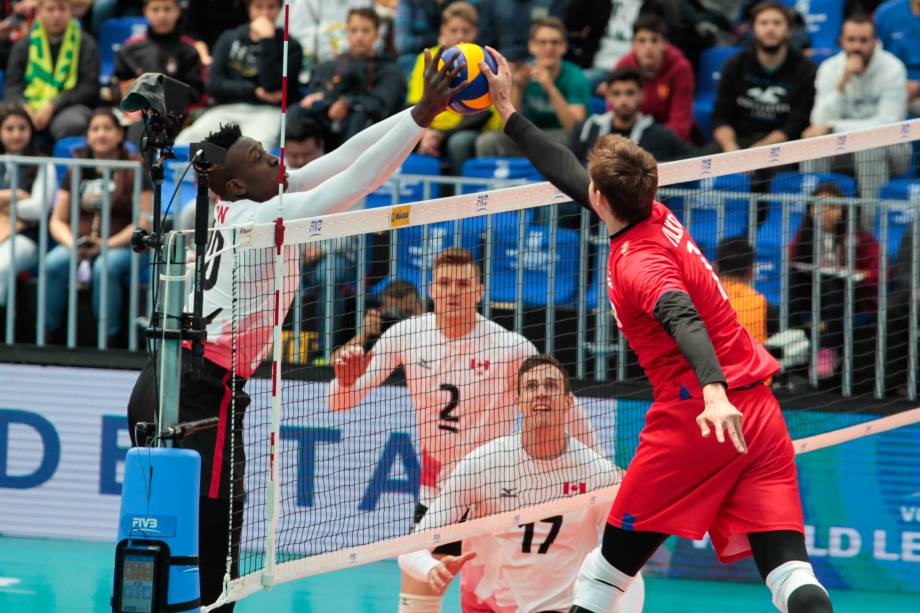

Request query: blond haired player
[
  {"left": 399, "top": 354, "right": 644, "bottom": 613},
  {"left": 328, "top": 249, "right": 598, "bottom": 612}
]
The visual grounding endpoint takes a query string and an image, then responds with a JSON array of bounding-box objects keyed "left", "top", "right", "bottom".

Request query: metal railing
[
  {"left": 3, "top": 167, "right": 919, "bottom": 401},
  {"left": 1, "top": 153, "right": 145, "bottom": 350}
]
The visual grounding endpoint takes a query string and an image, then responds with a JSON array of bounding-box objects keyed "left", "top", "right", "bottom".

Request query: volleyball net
[{"left": 202, "top": 119, "right": 920, "bottom": 609}]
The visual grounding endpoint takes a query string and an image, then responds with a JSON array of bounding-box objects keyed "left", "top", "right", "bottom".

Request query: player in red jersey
[{"left": 477, "top": 48, "right": 833, "bottom": 613}]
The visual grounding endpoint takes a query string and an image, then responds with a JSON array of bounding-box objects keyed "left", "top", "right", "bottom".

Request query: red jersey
[{"left": 606, "top": 202, "right": 779, "bottom": 401}]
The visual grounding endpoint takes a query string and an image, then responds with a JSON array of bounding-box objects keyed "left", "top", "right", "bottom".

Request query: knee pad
[
  {"left": 572, "top": 547, "right": 636, "bottom": 613},
  {"left": 397, "top": 592, "right": 441, "bottom": 613},
  {"left": 765, "top": 561, "right": 829, "bottom": 613}
]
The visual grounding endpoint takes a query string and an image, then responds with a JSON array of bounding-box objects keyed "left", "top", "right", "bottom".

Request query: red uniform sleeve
[{"left": 620, "top": 244, "right": 688, "bottom": 316}]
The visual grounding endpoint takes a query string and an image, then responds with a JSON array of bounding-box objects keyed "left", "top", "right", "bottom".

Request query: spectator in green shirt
[{"left": 475, "top": 16, "right": 590, "bottom": 157}]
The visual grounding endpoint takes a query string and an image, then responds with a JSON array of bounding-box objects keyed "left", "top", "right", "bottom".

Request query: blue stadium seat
[
  {"left": 53, "top": 136, "right": 140, "bottom": 181},
  {"left": 588, "top": 96, "right": 607, "bottom": 116},
  {"left": 585, "top": 244, "right": 609, "bottom": 310},
  {"left": 876, "top": 178, "right": 920, "bottom": 263},
  {"left": 99, "top": 17, "right": 148, "bottom": 83},
  {"left": 365, "top": 153, "right": 441, "bottom": 209},
  {"left": 488, "top": 225, "right": 580, "bottom": 307},
  {"left": 460, "top": 157, "right": 543, "bottom": 193},
  {"left": 780, "top": 0, "right": 843, "bottom": 50},
  {"left": 755, "top": 171, "right": 857, "bottom": 304},
  {"left": 808, "top": 46, "right": 839, "bottom": 65},
  {"left": 693, "top": 46, "right": 740, "bottom": 142},
  {"left": 371, "top": 222, "right": 458, "bottom": 296},
  {"left": 684, "top": 174, "right": 752, "bottom": 261},
  {"left": 0, "top": 69, "right": 4, "bottom": 94}
]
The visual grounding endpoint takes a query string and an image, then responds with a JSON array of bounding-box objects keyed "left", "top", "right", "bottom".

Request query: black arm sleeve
[
  {"left": 654, "top": 290, "right": 727, "bottom": 388},
  {"left": 503, "top": 112, "right": 591, "bottom": 210}
]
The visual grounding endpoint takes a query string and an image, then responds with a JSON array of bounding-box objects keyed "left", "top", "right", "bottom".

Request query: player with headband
[{"left": 477, "top": 47, "right": 833, "bottom": 613}]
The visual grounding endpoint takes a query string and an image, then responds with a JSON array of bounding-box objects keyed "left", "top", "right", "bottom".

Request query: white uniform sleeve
[
  {"left": 398, "top": 454, "right": 481, "bottom": 582},
  {"left": 248, "top": 109, "right": 424, "bottom": 224},
  {"left": 398, "top": 549, "right": 441, "bottom": 583},
  {"left": 287, "top": 110, "right": 415, "bottom": 191},
  {"left": 810, "top": 58, "right": 847, "bottom": 126},
  {"left": 16, "top": 163, "right": 58, "bottom": 222},
  {"left": 828, "top": 58, "right": 907, "bottom": 132},
  {"left": 327, "top": 325, "right": 403, "bottom": 412}
]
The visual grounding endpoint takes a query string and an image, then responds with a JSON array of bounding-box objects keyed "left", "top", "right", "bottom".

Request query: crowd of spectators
[{"left": 0, "top": 0, "right": 918, "bottom": 393}]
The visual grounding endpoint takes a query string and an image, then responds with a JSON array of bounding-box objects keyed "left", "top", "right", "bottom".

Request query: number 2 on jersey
[
  {"left": 438, "top": 384, "right": 460, "bottom": 432},
  {"left": 520, "top": 516, "right": 563, "bottom": 554}
]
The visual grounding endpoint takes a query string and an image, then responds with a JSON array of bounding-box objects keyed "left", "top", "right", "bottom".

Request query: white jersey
[
  {"left": 404, "top": 435, "right": 642, "bottom": 613},
  {"left": 190, "top": 109, "right": 424, "bottom": 377},
  {"left": 330, "top": 313, "right": 546, "bottom": 490}
]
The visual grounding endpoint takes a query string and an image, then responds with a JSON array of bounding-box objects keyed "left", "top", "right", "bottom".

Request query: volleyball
[{"left": 439, "top": 43, "right": 497, "bottom": 115}]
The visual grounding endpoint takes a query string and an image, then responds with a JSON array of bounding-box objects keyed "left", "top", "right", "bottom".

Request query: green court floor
[{"left": 2, "top": 536, "right": 918, "bottom": 612}]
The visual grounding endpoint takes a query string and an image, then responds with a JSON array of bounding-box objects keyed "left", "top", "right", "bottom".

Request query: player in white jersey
[
  {"left": 398, "top": 354, "right": 644, "bottom": 613},
  {"left": 328, "top": 248, "right": 599, "bottom": 612},
  {"left": 127, "top": 50, "right": 464, "bottom": 612}
]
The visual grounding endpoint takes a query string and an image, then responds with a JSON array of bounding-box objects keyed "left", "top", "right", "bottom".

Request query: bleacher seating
[
  {"left": 684, "top": 173, "right": 752, "bottom": 261},
  {"left": 876, "top": 178, "right": 920, "bottom": 263},
  {"left": 365, "top": 153, "right": 441, "bottom": 209},
  {"left": 755, "top": 171, "right": 857, "bottom": 304},
  {"left": 693, "top": 46, "right": 739, "bottom": 142},
  {"left": 98, "top": 17, "right": 148, "bottom": 84},
  {"left": 488, "top": 224, "right": 580, "bottom": 307},
  {"left": 780, "top": 0, "right": 843, "bottom": 51}
]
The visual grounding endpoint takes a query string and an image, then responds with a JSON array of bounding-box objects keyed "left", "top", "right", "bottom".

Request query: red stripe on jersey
[
  {"left": 209, "top": 371, "right": 233, "bottom": 498},
  {"left": 420, "top": 449, "right": 442, "bottom": 488}
]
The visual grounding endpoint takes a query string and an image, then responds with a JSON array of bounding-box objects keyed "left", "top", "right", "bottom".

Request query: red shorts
[{"left": 608, "top": 384, "right": 803, "bottom": 563}]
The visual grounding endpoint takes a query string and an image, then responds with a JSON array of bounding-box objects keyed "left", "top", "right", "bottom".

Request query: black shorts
[
  {"left": 413, "top": 502, "right": 462, "bottom": 556},
  {"left": 127, "top": 350, "right": 250, "bottom": 500}
]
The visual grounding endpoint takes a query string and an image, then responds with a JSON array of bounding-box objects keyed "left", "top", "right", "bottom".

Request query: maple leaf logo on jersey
[
  {"left": 620, "top": 241, "right": 629, "bottom": 257},
  {"left": 563, "top": 482, "right": 586, "bottom": 495},
  {"left": 470, "top": 359, "right": 490, "bottom": 376}
]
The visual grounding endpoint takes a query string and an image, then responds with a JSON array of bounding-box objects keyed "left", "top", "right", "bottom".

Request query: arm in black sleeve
[
  {"left": 207, "top": 32, "right": 257, "bottom": 102},
  {"left": 709, "top": 55, "right": 739, "bottom": 131},
  {"left": 654, "top": 290, "right": 727, "bottom": 388},
  {"left": 779, "top": 62, "right": 816, "bottom": 139},
  {"left": 503, "top": 112, "right": 591, "bottom": 210}
]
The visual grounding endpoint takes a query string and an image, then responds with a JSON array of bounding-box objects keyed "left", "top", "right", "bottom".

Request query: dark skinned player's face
[{"left": 218, "top": 137, "right": 289, "bottom": 202}]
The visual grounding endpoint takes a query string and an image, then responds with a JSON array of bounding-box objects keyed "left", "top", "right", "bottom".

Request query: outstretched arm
[
  {"left": 326, "top": 327, "right": 401, "bottom": 412},
  {"left": 288, "top": 47, "right": 467, "bottom": 192},
  {"left": 398, "top": 459, "right": 479, "bottom": 585},
  {"left": 480, "top": 47, "right": 592, "bottom": 210},
  {"left": 287, "top": 109, "right": 415, "bottom": 191},
  {"left": 252, "top": 109, "right": 423, "bottom": 222}
]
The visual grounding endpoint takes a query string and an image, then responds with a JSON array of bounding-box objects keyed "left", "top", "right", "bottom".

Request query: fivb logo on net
[
  {"left": 835, "top": 135, "right": 848, "bottom": 152},
  {"left": 308, "top": 219, "right": 323, "bottom": 238},
  {"left": 768, "top": 146, "right": 782, "bottom": 165},
  {"left": 475, "top": 193, "right": 489, "bottom": 212},
  {"left": 700, "top": 158, "right": 712, "bottom": 177}
]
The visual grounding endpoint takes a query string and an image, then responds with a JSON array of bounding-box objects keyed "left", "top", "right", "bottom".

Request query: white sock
[
  {"left": 572, "top": 548, "right": 636, "bottom": 612},
  {"left": 397, "top": 592, "right": 441, "bottom": 613}
]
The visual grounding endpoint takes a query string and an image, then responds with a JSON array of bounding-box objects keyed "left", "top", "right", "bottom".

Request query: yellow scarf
[{"left": 24, "top": 18, "right": 81, "bottom": 110}]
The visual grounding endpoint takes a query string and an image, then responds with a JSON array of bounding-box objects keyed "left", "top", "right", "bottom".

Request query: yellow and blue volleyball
[{"left": 439, "top": 43, "right": 497, "bottom": 115}]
